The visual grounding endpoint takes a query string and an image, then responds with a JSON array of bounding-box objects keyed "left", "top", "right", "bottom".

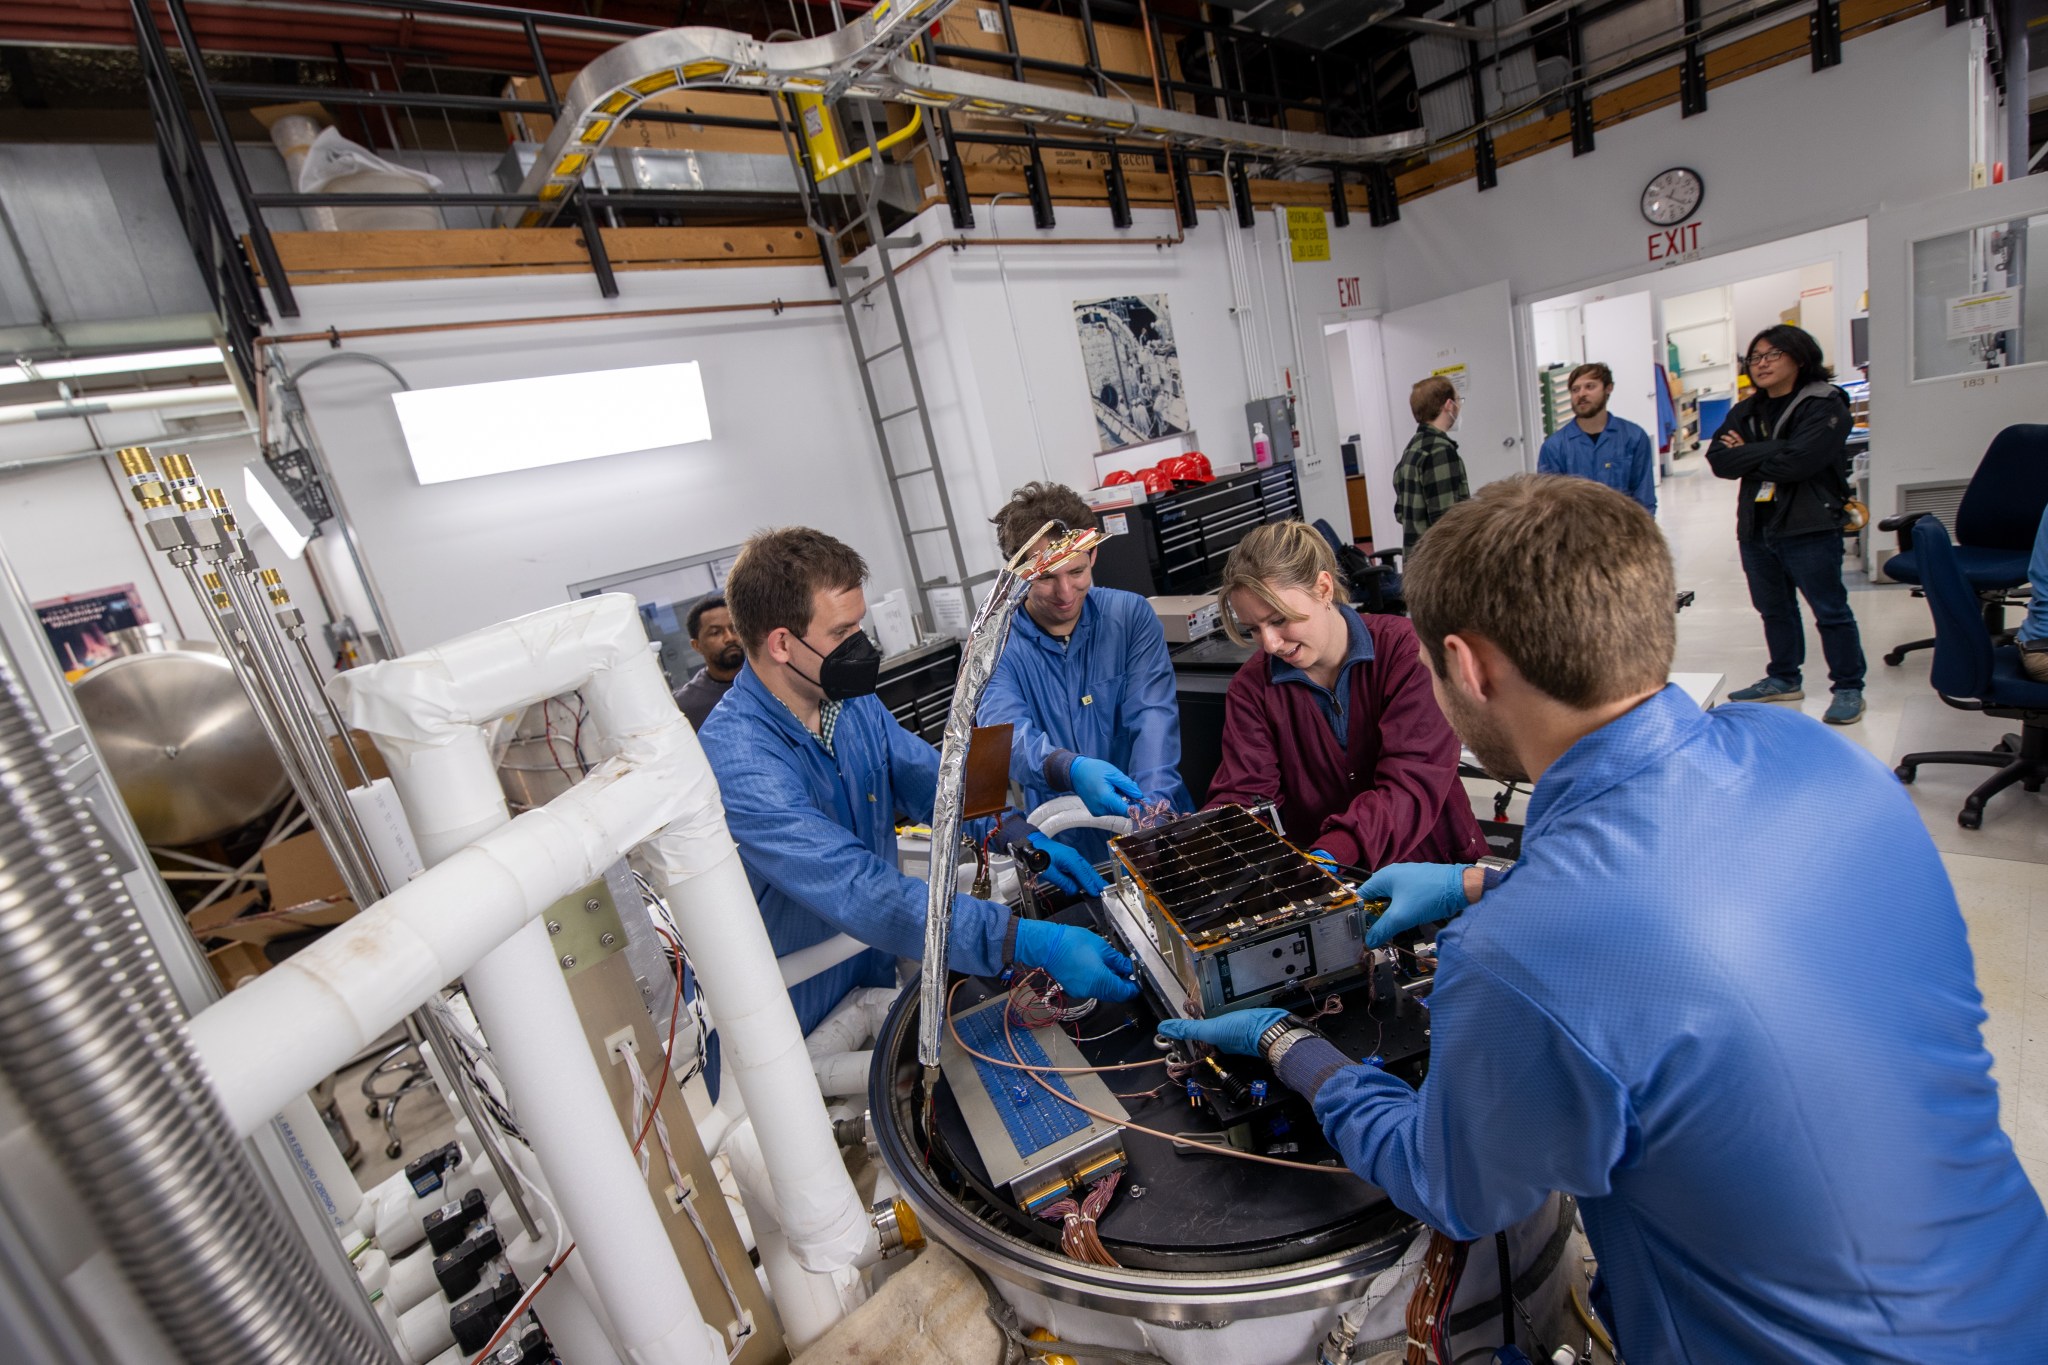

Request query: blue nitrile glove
[
  {"left": 1157, "top": 1008, "right": 1290, "bottom": 1057},
  {"left": 1360, "top": 862, "right": 1474, "bottom": 949},
  {"left": 1028, "top": 832, "right": 1108, "bottom": 897},
  {"left": 1307, "top": 849, "right": 1339, "bottom": 872},
  {"left": 1012, "top": 918, "right": 1137, "bottom": 1002},
  {"left": 1069, "top": 756, "right": 1143, "bottom": 818}
]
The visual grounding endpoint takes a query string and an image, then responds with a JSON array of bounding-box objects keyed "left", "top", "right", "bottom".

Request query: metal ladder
[{"left": 780, "top": 105, "right": 992, "bottom": 628}]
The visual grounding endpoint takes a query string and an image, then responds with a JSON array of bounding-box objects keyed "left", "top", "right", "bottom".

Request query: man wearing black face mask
[{"left": 697, "top": 527, "right": 1136, "bottom": 1038}]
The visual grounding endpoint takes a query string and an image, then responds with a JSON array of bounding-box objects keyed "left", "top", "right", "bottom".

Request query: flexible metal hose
[{"left": 0, "top": 651, "right": 393, "bottom": 1364}]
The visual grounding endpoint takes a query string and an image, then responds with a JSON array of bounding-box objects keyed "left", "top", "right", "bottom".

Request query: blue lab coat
[
  {"left": 1294, "top": 686, "right": 2048, "bottom": 1360},
  {"left": 697, "top": 665, "right": 1013, "bottom": 1036},
  {"left": 1537, "top": 414, "right": 1657, "bottom": 514},
  {"left": 978, "top": 586, "right": 1190, "bottom": 860}
]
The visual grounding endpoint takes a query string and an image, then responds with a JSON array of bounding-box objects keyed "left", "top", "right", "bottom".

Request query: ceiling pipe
[{"left": 1384, "top": 0, "right": 1581, "bottom": 43}]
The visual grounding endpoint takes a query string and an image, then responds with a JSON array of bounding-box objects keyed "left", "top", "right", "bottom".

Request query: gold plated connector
[
  {"left": 208, "top": 488, "right": 229, "bottom": 509},
  {"left": 260, "top": 567, "right": 290, "bottom": 606},
  {"left": 130, "top": 478, "right": 171, "bottom": 510},
  {"left": 159, "top": 452, "right": 196, "bottom": 482},
  {"left": 116, "top": 446, "right": 156, "bottom": 476},
  {"left": 201, "top": 572, "right": 230, "bottom": 611}
]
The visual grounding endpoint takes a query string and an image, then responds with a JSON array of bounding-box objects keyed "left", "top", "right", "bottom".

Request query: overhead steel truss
[{"left": 502, "top": 1, "right": 1425, "bottom": 228}]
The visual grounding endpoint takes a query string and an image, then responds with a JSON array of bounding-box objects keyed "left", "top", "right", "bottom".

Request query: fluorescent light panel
[
  {"left": 8, "top": 346, "right": 227, "bottom": 384},
  {"left": 243, "top": 460, "right": 314, "bottom": 560},
  {"left": 391, "top": 362, "right": 713, "bottom": 486}
]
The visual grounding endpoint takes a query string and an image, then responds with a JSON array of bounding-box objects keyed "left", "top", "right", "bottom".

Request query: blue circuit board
[{"left": 952, "top": 1005, "right": 1090, "bottom": 1155}]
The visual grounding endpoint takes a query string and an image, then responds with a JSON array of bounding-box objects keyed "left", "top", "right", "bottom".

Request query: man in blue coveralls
[
  {"left": 978, "top": 482, "right": 1190, "bottom": 861},
  {"left": 1163, "top": 475, "right": 2048, "bottom": 1361},
  {"left": 1536, "top": 362, "right": 1656, "bottom": 515},
  {"left": 698, "top": 526, "right": 1137, "bottom": 1037}
]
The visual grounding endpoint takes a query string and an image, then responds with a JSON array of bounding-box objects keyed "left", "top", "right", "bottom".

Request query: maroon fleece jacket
[{"left": 1202, "top": 613, "right": 1487, "bottom": 869}]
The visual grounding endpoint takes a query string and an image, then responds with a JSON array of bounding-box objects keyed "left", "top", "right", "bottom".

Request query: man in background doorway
[
  {"left": 674, "top": 594, "right": 742, "bottom": 730},
  {"left": 1392, "top": 375, "right": 1469, "bottom": 546},
  {"left": 1537, "top": 362, "right": 1656, "bottom": 515}
]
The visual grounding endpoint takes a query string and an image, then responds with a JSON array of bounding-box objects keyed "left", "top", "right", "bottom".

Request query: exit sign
[
  {"left": 1337, "top": 276, "right": 1362, "bottom": 308},
  {"left": 1648, "top": 222, "right": 1703, "bottom": 264}
]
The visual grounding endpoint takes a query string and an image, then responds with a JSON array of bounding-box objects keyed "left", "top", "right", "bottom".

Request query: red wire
[
  {"left": 464, "top": 1242, "right": 576, "bottom": 1364},
  {"left": 635, "top": 924, "right": 690, "bottom": 1156}
]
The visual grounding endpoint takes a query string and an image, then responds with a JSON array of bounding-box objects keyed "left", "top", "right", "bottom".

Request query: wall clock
[{"left": 1641, "top": 167, "right": 1704, "bottom": 226}]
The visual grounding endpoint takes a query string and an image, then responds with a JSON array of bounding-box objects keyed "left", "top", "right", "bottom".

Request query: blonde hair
[{"left": 1216, "top": 521, "right": 1351, "bottom": 644}]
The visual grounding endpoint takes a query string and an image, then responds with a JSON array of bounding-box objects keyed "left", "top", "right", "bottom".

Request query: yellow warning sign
[{"left": 1287, "top": 206, "right": 1330, "bottom": 262}]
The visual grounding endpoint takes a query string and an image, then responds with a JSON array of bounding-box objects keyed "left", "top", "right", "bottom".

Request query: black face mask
[{"left": 795, "top": 629, "right": 882, "bottom": 700}]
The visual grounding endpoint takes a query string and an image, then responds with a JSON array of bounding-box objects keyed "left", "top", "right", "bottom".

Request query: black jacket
[{"left": 1705, "top": 381, "right": 1855, "bottom": 542}]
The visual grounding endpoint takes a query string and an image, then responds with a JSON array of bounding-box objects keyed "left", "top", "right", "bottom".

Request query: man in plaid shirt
[{"left": 1393, "top": 375, "right": 1469, "bottom": 544}]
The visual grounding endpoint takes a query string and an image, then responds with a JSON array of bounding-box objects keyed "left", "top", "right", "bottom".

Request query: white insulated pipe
[
  {"left": 724, "top": 1119, "right": 864, "bottom": 1353},
  {"left": 333, "top": 596, "right": 865, "bottom": 1288},
  {"left": 777, "top": 932, "right": 871, "bottom": 989}
]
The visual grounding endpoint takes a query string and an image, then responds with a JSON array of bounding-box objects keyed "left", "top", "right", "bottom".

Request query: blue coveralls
[
  {"left": 1285, "top": 687, "right": 2048, "bottom": 1361},
  {"left": 978, "top": 586, "right": 1190, "bottom": 861},
  {"left": 697, "top": 665, "right": 1013, "bottom": 1036}
]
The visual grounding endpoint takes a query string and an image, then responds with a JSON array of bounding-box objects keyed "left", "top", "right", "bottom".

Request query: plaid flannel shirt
[{"left": 1393, "top": 423, "right": 1469, "bottom": 543}]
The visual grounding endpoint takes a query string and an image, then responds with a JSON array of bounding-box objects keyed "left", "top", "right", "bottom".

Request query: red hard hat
[
  {"left": 1104, "top": 469, "right": 1138, "bottom": 486},
  {"left": 1182, "top": 451, "right": 1214, "bottom": 481},
  {"left": 1139, "top": 465, "right": 1173, "bottom": 495}
]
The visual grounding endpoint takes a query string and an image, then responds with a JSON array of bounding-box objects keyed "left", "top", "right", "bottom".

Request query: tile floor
[{"left": 1625, "top": 457, "right": 2044, "bottom": 1199}]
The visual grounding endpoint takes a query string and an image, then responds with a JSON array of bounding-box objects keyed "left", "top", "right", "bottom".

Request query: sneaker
[
  {"left": 1823, "top": 689, "right": 1865, "bottom": 726},
  {"left": 1728, "top": 677, "right": 1804, "bottom": 703}
]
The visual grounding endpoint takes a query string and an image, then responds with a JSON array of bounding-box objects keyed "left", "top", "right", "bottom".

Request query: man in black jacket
[{"left": 1707, "top": 325, "right": 1866, "bottom": 725}]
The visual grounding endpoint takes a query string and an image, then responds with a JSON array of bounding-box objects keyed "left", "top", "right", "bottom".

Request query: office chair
[
  {"left": 1893, "top": 517, "right": 2048, "bottom": 829},
  {"left": 1312, "top": 518, "right": 1404, "bottom": 613},
  {"left": 1877, "top": 424, "right": 2048, "bottom": 667}
]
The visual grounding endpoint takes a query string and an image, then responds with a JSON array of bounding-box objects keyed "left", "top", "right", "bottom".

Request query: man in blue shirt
[
  {"left": 1164, "top": 475, "right": 2048, "bottom": 1361},
  {"left": 979, "top": 482, "right": 1190, "bottom": 860},
  {"left": 1536, "top": 362, "right": 1656, "bottom": 515},
  {"left": 698, "top": 526, "right": 1135, "bottom": 1036}
]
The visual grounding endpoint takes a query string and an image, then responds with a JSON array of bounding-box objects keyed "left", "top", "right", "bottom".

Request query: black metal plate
[{"left": 1111, "top": 805, "right": 1352, "bottom": 940}]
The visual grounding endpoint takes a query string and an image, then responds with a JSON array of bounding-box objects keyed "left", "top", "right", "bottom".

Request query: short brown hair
[
  {"left": 1404, "top": 474, "right": 1673, "bottom": 708},
  {"left": 725, "top": 527, "right": 868, "bottom": 654},
  {"left": 1567, "top": 362, "right": 1613, "bottom": 390},
  {"left": 991, "top": 481, "right": 1094, "bottom": 559},
  {"left": 1215, "top": 521, "right": 1352, "bottom": 645},
  {"left": 1410, "top": 376, "right": 1457, "bottom": 424}
]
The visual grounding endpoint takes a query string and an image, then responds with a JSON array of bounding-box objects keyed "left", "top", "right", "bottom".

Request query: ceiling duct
[{"left": 1203, "top": 0, "right": 1406, "bottom": 48}]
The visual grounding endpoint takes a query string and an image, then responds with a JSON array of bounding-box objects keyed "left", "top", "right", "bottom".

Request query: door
[
  {"left": 1581, "top": 291, "right": 1658, "bottom": 483},
  {"left": 1377, "top": 280, "right": 1525, "bottom": 548}
]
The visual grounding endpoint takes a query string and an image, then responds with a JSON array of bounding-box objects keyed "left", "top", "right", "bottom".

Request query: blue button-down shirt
[
  {"left": 978, "top": 586, "right": 1190, "bottom": 859},
  {"left": 1307, "top": 686, "right": 2048, "bottom": 1361},
  {"left": 1537, "top": 414, "right": 1656, "bottom": 514},
  {"left": 1268, "top": 603, "right": 1376, "bottom": 745},
  {"left": 698, "top": 665, "right": 1013, "bottom": 1036}
]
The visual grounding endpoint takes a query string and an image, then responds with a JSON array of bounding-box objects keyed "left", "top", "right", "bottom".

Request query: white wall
[
  {"left": 869, "top": 199, "right": 1381, "bottom": 568},
  {"left": 272, "top": 265, "right": 911, "bottom": 653},
  {"left": 1731, "top": 269, "right": 1806, "bottom": 361},
  {"left": 1375, "top": 12, "right": 1977, "bottom": 316},
  {"left": 1866, "top": 171, "right": 2048, "bottom": 572},
  {"left": 0, "top": 417, "right": 324, "bottom": 652}
]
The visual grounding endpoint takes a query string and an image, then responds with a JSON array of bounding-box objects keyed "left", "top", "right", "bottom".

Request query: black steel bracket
[
  {"left": 1475, "top": 130, "right": 1498, "bottom": 190},
  {"left": 1229, "top": 158, "right": 1255, "bottom": 229},
  {"left": 1024, "top": 163, "right": 1056, "bottom": 230},
  {"left": 1810, "top": 0, "right": 1843, "bottom": 70},
  {"left": 1329, "top": 168, "right": 1350, "bottom": 229},
  {"left": 1366, "top": 164, "right": 1400, "bottom": 227},
  {"left": 1170, "top": 149, "right": 1199, "bottom": 229}
]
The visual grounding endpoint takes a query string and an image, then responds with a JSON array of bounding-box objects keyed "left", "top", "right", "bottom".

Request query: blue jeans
[{"left": 1740, "top": 531, "right": 1866, "bottom": 692}]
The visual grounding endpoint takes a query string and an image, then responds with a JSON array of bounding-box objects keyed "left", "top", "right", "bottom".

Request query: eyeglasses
[{"left": 1746, "top": 348, "right": 1787, "bottom": 366}]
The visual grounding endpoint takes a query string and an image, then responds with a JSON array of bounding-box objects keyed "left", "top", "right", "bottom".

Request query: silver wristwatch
[{"left": 1257, "top": 1016, "right": 1319, "bottom": 1069}]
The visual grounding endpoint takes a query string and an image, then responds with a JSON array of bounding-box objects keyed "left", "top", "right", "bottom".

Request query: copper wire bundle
[
  {"left": 1039, "top": 1170, "right": 1123, "bottom": 1267},
  {"left": 1404, "top": 1231, "right": 1470, "bottom": 1365}
]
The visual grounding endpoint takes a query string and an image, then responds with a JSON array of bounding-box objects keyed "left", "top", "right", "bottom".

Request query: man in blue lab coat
[
  {"left": 978, "top": 482, "right": 1190, "bottom": 862},
  {"left": 1164, "top": 475, "right": 2048, "bottom": 1363},
  {"left": 698, "top": 526, "right": 1135, "bottom": 1036}
]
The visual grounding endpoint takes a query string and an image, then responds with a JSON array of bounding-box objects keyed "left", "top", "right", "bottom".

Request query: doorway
[{"left": 1524, "top": 221, "right": 1868, "bottom": 484}]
